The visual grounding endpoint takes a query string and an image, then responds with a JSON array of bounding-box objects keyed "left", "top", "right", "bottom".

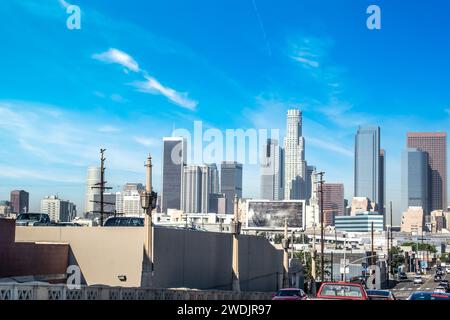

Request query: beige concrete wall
[
  {"left": 16, "top": 227, "right": 145, "bottom": 287},
  {"left": 15, "top": 226, "right": 283, "bottom": 291}
]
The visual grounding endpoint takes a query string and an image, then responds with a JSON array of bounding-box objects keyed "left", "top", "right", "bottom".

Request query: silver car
[
  {"left": 413, "top": 275, "right": 423, "bottom": 284},
  {"left": 15, "top": 213, "right": 51, "bottom": 226}
]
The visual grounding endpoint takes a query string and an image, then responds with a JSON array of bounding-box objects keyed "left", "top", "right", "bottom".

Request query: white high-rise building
[
  {"left": 41, "top": 195, "right": 76, "bottom": 222},
  {"left": 85, "top": 166, "right": 101, "bottom": 214},
  {"left": 284, "top": 109, "right": 307, "bottom": 200},
  {"left": 114, "top": 183, "right": 145, "bottom": 216},
  {"left": 260, "top": 139, "right": 284, "bottom": 200},
  {"left": 122, "top": 189, "right": 145, "bottom": 216}
]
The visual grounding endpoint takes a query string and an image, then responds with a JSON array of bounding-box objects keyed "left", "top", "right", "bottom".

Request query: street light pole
[
  {"left": 317, "top": 171, "right": 325, "bottom": 283},
  {"left": 232, "top": 195, "right": 241, "bottom": 292},
  {"left": 141, "top": 154, "right": 157, "bottom": 288}
]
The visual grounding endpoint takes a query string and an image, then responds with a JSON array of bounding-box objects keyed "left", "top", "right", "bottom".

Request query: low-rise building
[
  {"left": 400, "top": 206, "right": 424, "bottom": 234},
  {"left": 40, "top": 195, "right": 77, "bottom": 222},
  {"left": 430, "top": 210, "right": 446, "bottom": 233},
  {"left": 0, "top": 201, "right": 12, "bottom": 217},
  {"left": 335, "top": 212, "right": 384, "bottom": 233}
]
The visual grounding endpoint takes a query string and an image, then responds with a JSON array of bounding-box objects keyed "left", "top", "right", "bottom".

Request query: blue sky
[{"left": 1, "top": 0, "right": 450, "bottom": 223}]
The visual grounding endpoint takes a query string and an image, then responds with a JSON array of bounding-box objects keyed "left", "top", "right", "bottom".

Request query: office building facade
[
  {"left": 181, "top": 165, "right": 212, "bottom": 214},
  {"left": 335, "top": 212, "right": 384, "bottom": 233},
  {"left": 401, "top": 148, "right": 429, "bottom": 214},
  {"left": 354, "top": 126, "right": 384, "bottom": 215},
  {"left": 162, "top": 137, "right": 186, "bottom": 212},
  {"left": 221, "top": 161, "right": 243, "bottom": 214},
  {"left": 407, "top": 132, "right": 447, "bottom": 212},
  {"left": 10, "top": 190, "right": 29, "bottom": 214},
  {"left": 260, "top": 139, "right": 284, "bottom": 201},
  {"left": 319, "top": 183, "right": 345, "bottom": 227},
  {"left": 41, "top": 195, "right": 77, "bottom": 222}
]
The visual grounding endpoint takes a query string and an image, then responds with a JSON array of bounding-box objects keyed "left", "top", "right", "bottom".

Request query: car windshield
[
  {"left": 276, "top": 290, "right": 301, "bottom": 297},
  {"left": 17, "top": 214, "right": 41, "bottom": 221},
  {"left": 320, "top": 285, "right": 363, "bottom": 298}
]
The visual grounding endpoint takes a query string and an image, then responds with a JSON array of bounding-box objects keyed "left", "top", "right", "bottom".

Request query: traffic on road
[{"left": 272, "top": 266, "right": 450, "bottom": 300}]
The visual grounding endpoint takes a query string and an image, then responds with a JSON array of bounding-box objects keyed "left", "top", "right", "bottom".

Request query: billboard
[{"left": 246, "top": 200, "right": 305, "bottom": 230}]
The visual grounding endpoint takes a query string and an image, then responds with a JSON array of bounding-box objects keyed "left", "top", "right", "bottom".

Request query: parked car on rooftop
[{"left": 15, "top": 213, "right": 51, "bottom": 226}]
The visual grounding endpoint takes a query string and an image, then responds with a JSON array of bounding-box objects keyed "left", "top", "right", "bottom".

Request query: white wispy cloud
[
  {"left": 133, "top": 136, "right": 159, "bottom": 147},
  {"left": 290, "top": 37, "right": 331, "bottom": 69},
  {"left": 92, "top": 48, "right": 198, "bottom": 110},
  {"left": 92, "top": 48, "right": 140, "bottom": 72},
  {"left": 307, "top": 137, "right": 353, "bottom": 157},
  {"left": 98, "top": 125, "right": 122, "bottom": 133},
  {"left": 291, "top": 56, "right": 320, "bottom": 68},
  {"left": 132, "top": 75, "right": 198, "bottom": 110}
]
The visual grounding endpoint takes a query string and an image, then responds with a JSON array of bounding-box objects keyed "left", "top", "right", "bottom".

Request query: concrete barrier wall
[
  {"left": 15, "top": 226, "right": 283, "bottom": 292},
  {"left": 15, "top": 226, "right": 144, "bottom": 287},
  {"left": 0, "top": 220, "right": 69, "bottom": 279}
]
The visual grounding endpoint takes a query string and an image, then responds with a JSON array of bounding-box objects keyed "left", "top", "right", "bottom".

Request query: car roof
[
  {"left": 279, "top": 288, "right": 302, "bottom": 291},
  {"left": 366, "top": 290, "right": 390, "bottom": 296},
  {"left": 321, "top": 282, "right": 362, "bottom": 287}
]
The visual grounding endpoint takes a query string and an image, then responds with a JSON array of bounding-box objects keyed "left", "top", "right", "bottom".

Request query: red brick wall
[
  {"left": 0, "top": 219, "right": 69, "bottom": 279},
  {"left": 0, "top": 219, "right": 15, "bottom": 245}
]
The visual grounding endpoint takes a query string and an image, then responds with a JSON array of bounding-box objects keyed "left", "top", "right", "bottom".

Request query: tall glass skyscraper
[
  {"left": 354, "top": 126, "right": 384, "bottom": 214},
  {"left": 162, "top": 137, "right": 186, "bottom": 212},
  {"left": 260, "top": 139, "right": 284, "bottom": 200},
  {"left": 407, "top": 132, "right": 447, "bottom": 212},
  {"left": 401, "top": 148, "right": 429, "bottom": 214},
  {"left": 221, "top": 161, "right": 243, "bottom": 214}
]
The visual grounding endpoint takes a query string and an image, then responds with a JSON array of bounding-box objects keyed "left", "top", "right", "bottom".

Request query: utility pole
[
  {"left": 311, "top": 222, "right": 316, "bottom": 280},
  {"left": 390, "top": 201, "right": 393, "bottom": 276},
  {"left": 291, "top": 230, "right": 295, "bottom": 259},
  {"left": 282, "top": 218, "right": 290, "bottom": 288},
  {"left": 371, "top": 221, "right": 375, "bottom": 266},
  {"left": 231, "top": 195, "right": 241, "bottom": 292},
  {"left": 91, "top": 149, "right": 112, "bottom": 226},
  {"left": 316, "top": 171, "right": 325, "bottom": 282},
  {"left": 141, "top": 154, "right": 157, "bottom": 288},
  {"left": 330, "top": 251, "right": 334, "bottom": 282}
]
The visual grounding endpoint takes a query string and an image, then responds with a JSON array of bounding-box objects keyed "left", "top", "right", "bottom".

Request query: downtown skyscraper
[
  {"left": 162, "top": 137, "right": 186, "bottom": 212},
  {"left": 407, "top": 132, "right": 447, "bottom": 212},
  {"left": 181, "top": 165, "right": 204, "bottom": 213},
  {"left": 354, "top": 126, "right": 385, "bottom": 215},
  {"left": 284, "top": 109, "right": 307, "bottom": 200},
  {"left": 260, "top": 139, "right": 284, "bottom": 201},
  {"left": 221, "top": 161, "right": 243, "bottom": 214},
  {"left": 10, "top": 190, "right": 29, "bottom": 214},
  {"left": 85, "top": 166, "right": 100, "bottom": 214},
  {"left": 401, "top": 148, "right": 429, "bottom": 214}
]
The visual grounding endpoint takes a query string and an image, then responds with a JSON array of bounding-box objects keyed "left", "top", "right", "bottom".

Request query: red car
[
  {"left": 272, "top": 288, "right": 308, "bottom": 300},
  {"left": 316, "top": 282, "right": 369, "bottom": 300}
]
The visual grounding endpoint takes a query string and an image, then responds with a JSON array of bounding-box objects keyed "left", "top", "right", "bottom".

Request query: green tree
[
  {"left": 294, "top": 251, "right": 331, "bottom": 281},
  {"left": 402, "top": 242, "right": 437, "bottom": 253},
  {"left": 388, "top": 246, "right": 405, "bottom": 272}
]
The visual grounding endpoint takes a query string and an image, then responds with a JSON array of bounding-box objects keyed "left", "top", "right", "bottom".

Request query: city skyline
[{"left": 2, "top": 1, "right": 450, "bottom": 225}]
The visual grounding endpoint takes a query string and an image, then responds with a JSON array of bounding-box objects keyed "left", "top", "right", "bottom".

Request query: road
[{"left": 391, "top": 271, "right": 449, "bottom": 299}]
